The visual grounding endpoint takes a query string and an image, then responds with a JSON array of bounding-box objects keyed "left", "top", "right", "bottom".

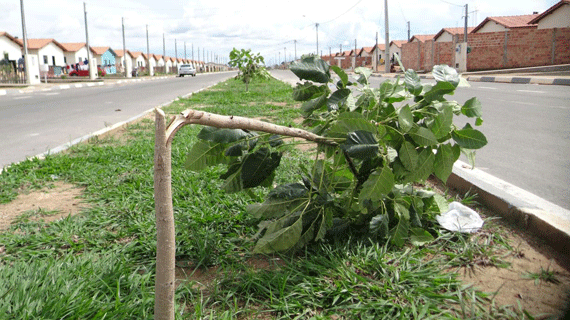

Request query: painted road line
[
  {"left": 44, "top": 92, "right": 60, "bottom": 96},
  {"left": 13, "top": 96, "right": 32, "bottom": 100},
  {"left": 517, "top": 89, "right": 545, "bottom": 94},
  {"left": 0, "top": 90, "right": 6, "bottom": 95},
  {"left": 75, "top": 84, "right": 83, "bottom": 88},
  {"left": 41, "top": 88, "right": 52, "bottom": 91},
  {"left": 86, "top": 83, "right": 95, "bottom": 87},
  {"left": 478, "top": 86, "right": 498, "bottom": 90},
  {"left": 60, "top": 84, "right": 71, "bottom": 89}
]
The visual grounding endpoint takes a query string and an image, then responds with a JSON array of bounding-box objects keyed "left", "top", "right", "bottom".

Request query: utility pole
[
  {"left": 162, "top": 33, "right": 165, "bottom": 59},
  {"left": 284, "top": 47, "right": 286, "bottom": 64},
  {"left": 294, "top": 40, "right": 297, "bottom": 60},
  {"left": 175, "top": 39, "right": 178, "bottom": 59},
  {"left": 184, "top": 41, "right": 186, "bottom": 59},
  {"left": 340, "top": 44, "right": 342, "bottom": 54},
  {"left": 198, "top": 47, "right": 200, "bottom": 62},
  {"left": 329, "top": 47, "right": 332, "bottom": 57},
  {"left": 384, "top": 0, "right": 390, "bottom": 73},
  {"left": 84, "top": 2, "right": 94, "bottom": 79},
  {"left": 122, "top": 17, "right": 127, "bottom": 78},
  {"left": 407, "top": 21, "right": 411, "bottom": 41},
  {"left": 146, "top": 24, "right": 149, "bottom": 66},
  {"left": 20, "top": 0, "right": 35, "bottom": 84},
  {"left": 192, "top": 43, "right": 194, "bottom": 61},
  {"left": 316, "top": 23, "right": 319, "bottom": 56},
  {"left": 375, "top": 31, "right": 378, "bottom": 71},
  {"left": 464, "top": 4, "right": 469, "bottom": 43}
]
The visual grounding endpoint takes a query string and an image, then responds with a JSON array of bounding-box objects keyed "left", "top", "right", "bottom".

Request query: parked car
[
  {"left": 69, "top": 67, "right": 106, "bottom": 77},
  {"left": 178, "top": 64, "right": 196, "bottom": 77}
]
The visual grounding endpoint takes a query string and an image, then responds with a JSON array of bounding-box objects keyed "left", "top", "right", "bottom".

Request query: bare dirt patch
[{"left": 0, "top": 181, "right": 86, "bottom": 231}]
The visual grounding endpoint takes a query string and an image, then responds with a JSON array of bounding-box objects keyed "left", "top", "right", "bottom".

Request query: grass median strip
[{"left": 0, "top": 77, "right": 558, "bottom": 319}]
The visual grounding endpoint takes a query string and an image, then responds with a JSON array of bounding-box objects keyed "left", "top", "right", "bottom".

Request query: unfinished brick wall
[{"left": 401, "top": 27, "right": 570, "bottom": 72}]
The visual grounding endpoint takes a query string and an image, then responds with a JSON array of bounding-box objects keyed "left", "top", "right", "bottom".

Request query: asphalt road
[
  {"left": 271, "top": 69, "right": 570, "bottom": 210},
  {"left": 0, "top": 72, "right": 236, "bottom": 169}
]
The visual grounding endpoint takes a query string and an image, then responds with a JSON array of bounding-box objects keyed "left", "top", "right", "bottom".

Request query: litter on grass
[{"left": 436, "top": 201, "right": 484, "bottom": 233}]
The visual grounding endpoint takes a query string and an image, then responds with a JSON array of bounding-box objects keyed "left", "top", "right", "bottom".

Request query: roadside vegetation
[{"left": 0, "top": 75, "right": 545, "bottom": 319}]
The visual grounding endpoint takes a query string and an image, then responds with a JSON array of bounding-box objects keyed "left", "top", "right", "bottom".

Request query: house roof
[
  {"left": 472, "top": 14, "right": 539, "bottom": 33},
  {"left": 90, "top": 46, "right": 110, "bottom": 55},
  {"left": 389, "top": 40, "right": 407, "bottom": 48},
  {"left": 153, "top": 54, "right": 163, "bottom": 60},
  {"left": 529, "top": 0, "right": 570, "bottom": 24},
  {"left": 15, "top": 38, "right": 66, "bottom": 51},
  {"left": 60, "top": 42, "right": 86, "bottom": 52},
  {"left": 115, "top": 50, "right": 135, "bottom": 58},
  {"left": 409, "top": 34, "right": 435, "bottom": 42},
  {"left": 433, "top": 27, "right": 475, "bottom": 40},
  {"left": 129, "top": 51, "right": 143, "bottom": 58},
  {"left": 0, "top": 31, "right": 22, "bottom": 47}
]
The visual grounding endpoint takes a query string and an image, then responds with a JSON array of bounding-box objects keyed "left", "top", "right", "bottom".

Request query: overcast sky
[{"left": 1, "top": 0, "right": 559, "bottom": 65}]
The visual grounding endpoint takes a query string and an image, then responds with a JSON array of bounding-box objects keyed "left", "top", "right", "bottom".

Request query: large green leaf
[
  {"left": 398, "top": 105, "right": 414, "bottom": 133},
  {"left": 391, "top": 216, "right": 409, "bottom": 247},
  {"left": 370, "top": 214, "right": 390, "bottom": 239},
  {"left": 327, "top": 88, "right": 351, "bottom": 111},
  {"left": 330, "top": 65, "right": 348, "bottom": 87},
  {"left": 302, "top": 92, "right": 328, "bottom": 115},
  {"left": 434, "top": 143, "right": 460, "bottom": 183},
  {"left": 452, "top": 127, "right": 487, "bottom": 149},
  {"left": 290, "top": 56, "right": 330, "bottom": 83},
  {"left": 254, "top": 215, "right": 303, "bottom": 253},
  {"left": 423, "top": 81, "right": 456, "bottom": 103},
  {"left": 461, "top": 97, "right": 483, "bottom": 118},
  {"left": 292, "top": 82, "right": 327, "bottom": 101},
  {"left": 197, "top": 127, "right": 253, "bottom": 144},
  {"left": 410, "top": 227, "right": 435, "bottom": 246},
  {"left": 355, "top": 67, "right": 372, "bottom": 85},
  {"left": 325, "top": 112, "right": 377, "bottom": 139},
  {"left": 185, "top": 140, "right": 227, "bottom": 171},
  {"left": 409, "top": 127, "right": 438, "bottom": 146},
  {"left": 403, "top": 148, "right": 435, "bottom": 183},
  {"left": 432, "top": 65, "right": 459, "bottom": 87},
  {"left": 429, "top": 104, "right": 453, "bottom": 139},
  {"left": 359, "top": 166, "right": 395, "bottom": 203},
  {"left": 341, "top": 131, "right": 379, "bottom": 159},
  {"left": 399, "top": 141, "right": 418, "bottom": 171},
  {"left": 404, "top": 69, "right": 422, "bottom": 96},
  {"left": 241, "top": 148, "right": 282, "bottom": 189}
]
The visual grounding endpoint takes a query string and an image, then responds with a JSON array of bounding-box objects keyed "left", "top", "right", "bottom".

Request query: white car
[{"left": 178, "top": 64, "right": 196, "bottom": 77}]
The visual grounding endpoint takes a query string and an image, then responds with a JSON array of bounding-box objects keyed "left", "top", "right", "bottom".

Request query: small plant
[
  {"left": 185, "top": 56, "right": 487, "bottom": 253},
  {"left": 523, "top": 265, "right": 560, "bottom": 285},
  {"left": 228, "top": 48, "right": 269, "bottom": 92}
]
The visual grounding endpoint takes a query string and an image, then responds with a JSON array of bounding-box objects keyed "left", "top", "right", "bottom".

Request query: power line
[{"left": 321, "top": 0, "right": 365, "bottom": 25}]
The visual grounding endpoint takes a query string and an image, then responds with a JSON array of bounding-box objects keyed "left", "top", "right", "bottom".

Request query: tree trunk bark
[{"left": 154, "top": 109, "right": 175, "bottom": 320}]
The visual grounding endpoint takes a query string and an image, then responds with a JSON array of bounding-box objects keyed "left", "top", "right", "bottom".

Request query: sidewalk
[{"left": 0, "top": 75, "right": 177, "bottom": 96}]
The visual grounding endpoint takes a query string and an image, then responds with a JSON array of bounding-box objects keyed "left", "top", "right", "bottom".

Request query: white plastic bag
[{"left": 436, "top": 201, "right": 484, "bottom": 233}]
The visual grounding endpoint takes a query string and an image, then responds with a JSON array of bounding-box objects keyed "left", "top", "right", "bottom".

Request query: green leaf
[
  {"left": 462, "top": 97, "right": 483, "bottom": 118},
  {"left": 290, "top": 56, "right": 330, "bottom": 83},
  {"left": 452, "top": 128, "right": 487, "bottom": 149},
  {"left": 398, "top": 105, "right": 414, "bottom": 133},
  {"left": 327, "top": 89, "right": 351, "bottom": 111},
  {"left": 434, "top": 143, "right": 459, "bottom": 183},
  {"left": 359, "top": 166, "right": 395, "bottom": 203},
  {"left": 302, "top": 92, "right": 328, "bottom": 116},
  {"left": 432, "top": 65, "right": 459, "bottom": 87},
  {"left": 391, "top": 217, "right": 409, "bottom": 247},
  {"left": 410, "top": 227, "right": 435, "bottom": 246},
  {"left": 325, "top": 112, "right": 377, "bottom": 139},
  {"left": 432, "top": 193, "right": 449, "bottom": 213},
  {"left": 399, "top": 141, "right": 418, "bottom": 171},
  {"left": 330, "top": 65, "right": 348, "bottom": 87},
  {"left": 292, "top": 82, "right": 327, "bottom": 101},
  {"left": 404, "top": 69, "right": 422, "bottom": 95},
  {"left": 185, "top": 140, "right": 227, "bottom": 171},
  {"left": 370, "top": 214, "right": 390, "bottom": 239},
  {"left": 241, "top": 148, "right": 282, "bottom": 189},
  {"left": 423, "top": 81, "right": 456, "bottom": 102},
  {"left": 409, "top": 127, "right": 438, "bottom": 146},
  {"left": 341, "top": 131, "right": 379, "bottom": 159},
  {"left": 429, "top": 104, "right": 453, "bottom": 139},
  {"left": 197, "top": 126, "right": 252, "bottom": 144},
  {"left": 254, "top": 216, "right": 303, "bottom": 253},
  {"left": 461, "top": 148, "right": 477, "bottom": 168},
  {"left": 403, "top": 148, "right": 435, "bottom": 183},
  {"left": 355, "top": 67, "right": 372, "bottom": 85}
]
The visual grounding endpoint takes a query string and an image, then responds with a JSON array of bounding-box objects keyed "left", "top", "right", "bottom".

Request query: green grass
[{"left": 0, "top": 77, "right": 530, "bottom": 319}]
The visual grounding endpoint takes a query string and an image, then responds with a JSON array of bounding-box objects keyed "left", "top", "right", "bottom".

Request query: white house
[
  {"left": 164, "top": 56, "right": 172, "bottom": 73},
  {"left": 60, "top": 42, "right": 89, "bottom": 65},
  {"left": 114, "top": 49, "right": 134, "bottom": 73},
  {"left": 389, "top": 40, "right": 406, "bottom": 62},
  {"left": 528, "top": 0, "right": 570, "bottom": 29},
  {"left": 15, "top": 38, "right": 66, "bottom": 67},
  {"left": 0, "top": 31, "right": 23, "bottom": 62},
  {"left": 130, "top": 51, "right": 146, "bottom": 68}
]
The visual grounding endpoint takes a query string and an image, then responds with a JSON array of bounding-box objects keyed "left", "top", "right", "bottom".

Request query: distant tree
[{"left": 228, "top": 48, "right": 269, "bottom": 92}]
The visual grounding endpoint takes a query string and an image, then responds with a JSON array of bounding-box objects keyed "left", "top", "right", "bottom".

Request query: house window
[
  {"left": 64, "top": 57, "right": 67, "bottom": 64},
  {"left": 52, "top": 56, "right": 56, "bottom": 66},
  {"left": 43, "top": 55, "right": 48, "bottom": 64},
  {"left": 3, "top": 52, "right": 8, "bottom": 60}
]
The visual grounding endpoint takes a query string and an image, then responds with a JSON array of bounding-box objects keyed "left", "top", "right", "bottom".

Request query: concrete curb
[
  {"left": 466, "top": 75, "right": 570, "bottom": 86},
  {"left": 448, "top": 160, "right": 570, "bottom": 262}
]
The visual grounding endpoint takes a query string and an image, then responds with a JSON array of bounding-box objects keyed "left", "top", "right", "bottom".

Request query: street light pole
[
  {"left": 384, "top": 0, "right": 390, "bottom": 73},
  {"left": 20, "top": 0, "right": 34, "bottom": 84},
  {"left": 122, "top": 17, "right": 127, "bottom": 78},
  {"left": 316, "top": 23, "right": 319, "bottom": 56}
]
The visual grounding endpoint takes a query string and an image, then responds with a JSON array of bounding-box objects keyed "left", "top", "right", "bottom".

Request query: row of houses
[
  {"left": 0, "top": 31, "right": 214, "bottom": 80},
  {"left": 321, "top": 0, "right": 569, "bottom": 72}
]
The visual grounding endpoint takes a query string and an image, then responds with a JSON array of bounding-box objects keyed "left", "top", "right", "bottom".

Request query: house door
[{"left": 52, "top": 56, "right": 56, "bottom": 66}]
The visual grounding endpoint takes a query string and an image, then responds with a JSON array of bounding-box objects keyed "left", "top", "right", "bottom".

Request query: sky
[{"left": 1, "top": 0, "right": 560, "bottom": 66}]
